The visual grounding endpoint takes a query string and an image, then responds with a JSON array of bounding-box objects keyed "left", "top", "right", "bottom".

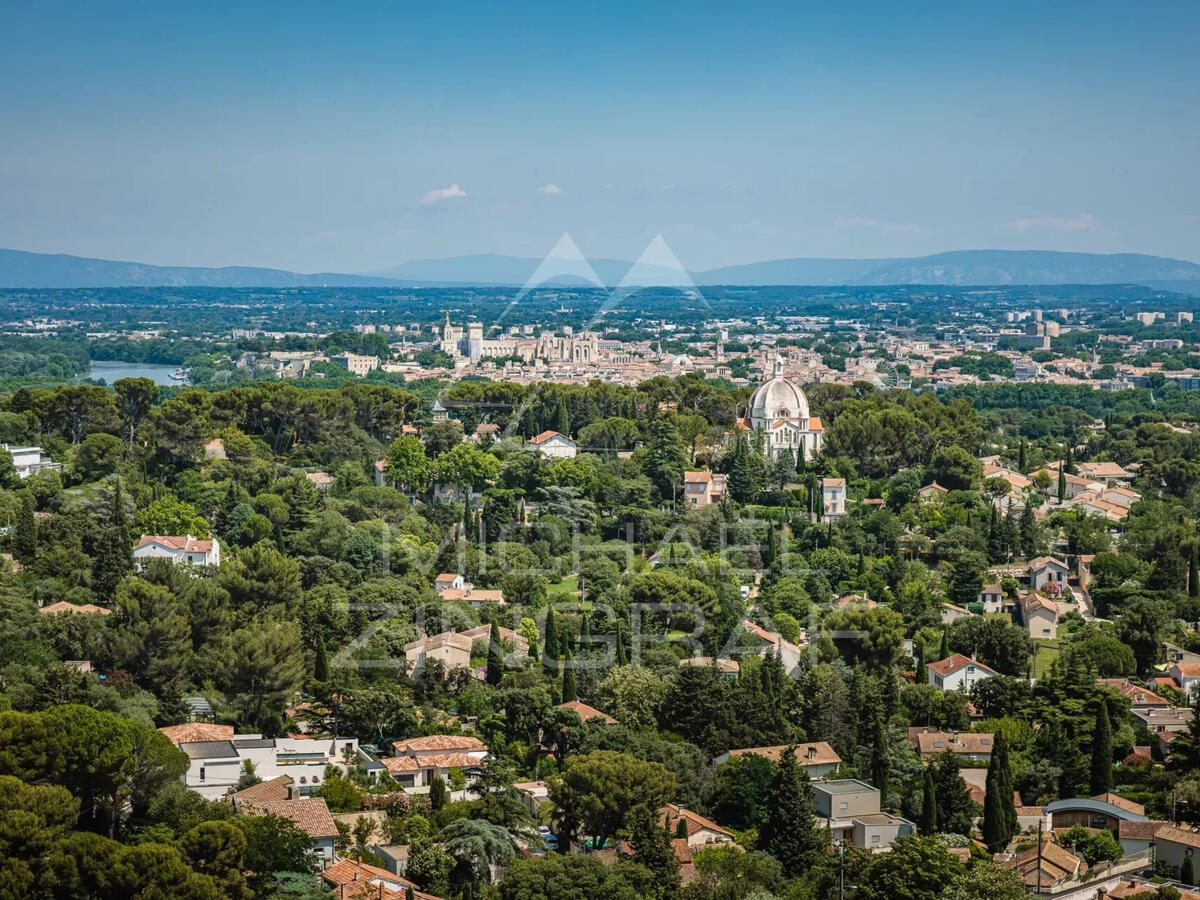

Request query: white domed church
[{"left": 744, "top": 355, "right": 824, "bottom": 461}]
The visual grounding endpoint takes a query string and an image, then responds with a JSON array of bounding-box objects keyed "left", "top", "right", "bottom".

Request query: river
[{"left": 87, "top": 361, "right": 182, "bottom": 386}]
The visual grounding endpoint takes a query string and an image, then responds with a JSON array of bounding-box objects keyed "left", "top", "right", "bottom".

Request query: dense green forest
[{"left": 3, "top": 369, "right": 1200, "bottom": 899}]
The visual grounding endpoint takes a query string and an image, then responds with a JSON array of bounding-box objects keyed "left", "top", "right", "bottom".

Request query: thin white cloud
[
  {"left": 835, "top": 216, "right": 921, "bottom": 235},
  {"left": 419, "top": 183, "right": 467, "bottom": 205},
  {"left": 536, "top": 184, "right": 563, "bottom": 196},
  {"left": 835, "top": 216, "right": 879, "bottom": 229},
  {"left": 1007, "top": 213, "right": 1097, "bottom": 233}
]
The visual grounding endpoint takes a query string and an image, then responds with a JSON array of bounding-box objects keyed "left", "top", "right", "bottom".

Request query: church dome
[{"left": 749, "top": 356, "right": 810, "bottom": 423}]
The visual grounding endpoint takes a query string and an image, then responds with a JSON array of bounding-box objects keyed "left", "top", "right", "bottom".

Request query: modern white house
[
  {"left": 159, "top": 724, "right": 361, "bottom": 801},
  {"left": 1, "top": 443, "right": 61, "bottom": 479},
  {"left": 526, "top": 430, "right": 578, "bottom": 459},
  {"left": 134, "top": 534, "right": 221, "bottom": 568},
  {"left": 926, "top": 654, "right": 999, "bottom": 692}
]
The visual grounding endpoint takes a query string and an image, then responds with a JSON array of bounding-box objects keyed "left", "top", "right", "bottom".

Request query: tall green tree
[
  {"left": 918, "top": 766, "right": 938, "bottom": 834},
  {"left": 486, "top": 622, "right": 504, "bottom": 686},
  {"left": 930, "top": 751, "right": 975, "bottom": 835},
  {"left": 628, "top": 805, "right": 681, "bottom": 900},
  {"left": 1090, "top": 700, "right": 1113, "bottom": 794},
  {"left": 561, "top": 650, "right": 577, "bottom": 703},
  {"left": 760, "top": 747, "right": 827, "bottom": 877},
  {"left": 982, "top": 731, "right": 1018, "bottom": 851}
]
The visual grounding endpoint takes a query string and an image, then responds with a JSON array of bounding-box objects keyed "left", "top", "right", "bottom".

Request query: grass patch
[
  {"left": 546, "top": 575, "right": 580, "bottom": 601},
  {"left": 1032, "top": 639, "right": 1060, "bottom": 678}
]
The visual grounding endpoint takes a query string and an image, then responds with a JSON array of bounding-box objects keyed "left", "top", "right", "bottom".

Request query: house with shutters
[
  {"left": 1028, "top": 556, "right": 1069, "bottom": 592},
  {"left": 926, "top": 654, "right": 999, "bottom": 692},
  {"left": 525, "top": 430, "right": 577, "bottom": 459},
  {"left": 682, "top": 470, "right": 728, "bottom": 507}
]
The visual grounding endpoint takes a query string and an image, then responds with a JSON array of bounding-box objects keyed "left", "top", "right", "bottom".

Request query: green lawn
[
  {"left": 1032, "top": 639, "right": 1060, "bottom": 679},
  {"left": 546, "top": 575, "right": 579, "bottom": 601}
]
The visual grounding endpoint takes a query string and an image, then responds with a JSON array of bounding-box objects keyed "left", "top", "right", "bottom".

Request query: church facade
[{"left": 744, "top": 356, "right": 824, "bottom": 461}]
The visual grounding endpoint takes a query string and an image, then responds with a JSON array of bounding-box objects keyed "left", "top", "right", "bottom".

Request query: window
[
  {"left": 871, "top": 835, "right": 880, "bottom": 843},
  {"left": 839, "top": 802, "right": 848, "bottom": 810},
  {"left": 199, "top": 767, "right": 205, "bottom": 781}
]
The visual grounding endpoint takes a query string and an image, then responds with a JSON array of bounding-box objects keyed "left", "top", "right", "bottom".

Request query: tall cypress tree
[
  {"left": 486, "top": 622, "right": 504, "bottom": 686},
  {"left": 1017, "top": 439, "right": 1027, "bottom": 473},
  {"left": 1090, "top": 701, "right": 1114, "bottom": 794},
  {"left": 313, "top": 634, "right": 330, "bottom": 682},
  {"left": 761, "top": 747, "right": 826, "bottom": 877},
  {"left": 561, "top": 649, "right": 577, "bottom": 702},
  {"left": 938, "top": 629, "right": 950, "bottom": 662},
  {"left": 982, "top": 731, "right": 1018, "bottom": 851},
  {"left": 870, "top": 709, "right": 889, "bottom": 793},
  {"left": 543, "top": 608, "right": 559, "bottom": 676},
  {"left": 1057, "top": 466, "right": 1067, "bottom": 504},
  {"left": 1183, "top": 855, "right": 1195, "bottom": 887},
  {"left": 918, "top": 766, "right": 938, "bottom": 834}
]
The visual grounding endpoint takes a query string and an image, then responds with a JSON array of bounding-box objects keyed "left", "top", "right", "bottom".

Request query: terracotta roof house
[
  {"left": 525, "top": 430, "right": 577, "bottom": 459},
  {"left": 913, "top": 731, "right": 995, "bottom": 761},
  {"left": 555, "top": 699, "right": 617, "bottom": 725},
  {"left": 718, "top": 742, "right": 842, "bottom": 776},
  {"left": 252, "top": 798, "right": 338, "bottom": 861},
  {"left": 926, "top": 654, "right": 998, "bottom": 692},
  {"left": 998, "top": 836, "right": 1086, "bottom": 891},
  {"left": 1020, "top": 592, "right": 1060, "bottom": 639},
  {"left": 916, "top": 481, "right": 949, "bottom": 500},
  {"left": 159, "top": 722, "right": 235, "bottom": 744},
  {"left": 682, "top": 470, "right": 728, "bottom": 507},
  {"left": 1028, "top": 556, "right": 1069, "bottom": 591},
  {"left": 392, "top": 735, "right": 486, "bottom": 755},
  {"left": 133, "top": 534, "right": 221, "bottom": 567},
  {"left": 663, "top": 804, "right": 736, "bottom": 848},
  {"left": 740, "top": 619, "right": 806, "bottom": 676},
  {"left": 1098, "top": 678, "right": 1170, "bottom": 711},
  {"left": 38, "top": 601, "right": 112, "bottom": 616},
  {"left": 231, "top": 774, "right": 297, "bottom": 810},
  {"left": 322, "top": 858, "right": 444, "bottom": 900}
]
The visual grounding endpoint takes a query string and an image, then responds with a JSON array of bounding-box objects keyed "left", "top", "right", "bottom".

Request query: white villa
[
  {"left": 134, "top": 534, "right": 221, "bottom": 568},
  {"left": 1, "top": 444, "right": 61, "bottom": 479},
  {"left": 159, "top": 723, "right": 360, "bottom": 801}
]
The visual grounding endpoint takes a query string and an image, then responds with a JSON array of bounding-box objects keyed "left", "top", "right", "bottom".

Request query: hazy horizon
[{"left": 3, "top": 1, "right": 1199, "bottom": 273}]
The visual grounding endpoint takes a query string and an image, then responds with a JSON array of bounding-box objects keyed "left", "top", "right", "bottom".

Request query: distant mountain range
[
  {"left": 3, "top": 246, "right": 1200, "bottom": 291},
  {"left": 0, "top": 249, "right": 401, "bottom": 289}
]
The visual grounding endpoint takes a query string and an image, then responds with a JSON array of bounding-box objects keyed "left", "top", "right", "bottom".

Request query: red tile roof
[
  {"left": 927, "top": 654, "right": 999, "bottom": 678},
  {"left": 159, "top": 722, "right": 235, "bottom": 743},
  {"left": 254, "top": 798, "right": 338, "bottom": 838},
  {"left": 556, "top": 700, "right": 618, "bottom": 725}
]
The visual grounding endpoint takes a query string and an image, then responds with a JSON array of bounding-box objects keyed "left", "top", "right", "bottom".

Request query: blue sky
[{"left": 2, "top": 0, "right": 1198, "bottom": 271}]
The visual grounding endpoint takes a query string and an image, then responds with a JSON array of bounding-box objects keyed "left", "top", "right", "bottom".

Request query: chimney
[{"left": 287, "top": 781, "right": 299, "bottom": 801}]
